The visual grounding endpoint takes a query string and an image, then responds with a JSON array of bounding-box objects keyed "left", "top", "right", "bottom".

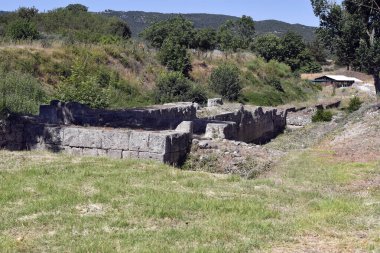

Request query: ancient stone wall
[
  {"left": 195, "top": 107, "right": 288, "bottom": 144},
  {"left": 22, "top": 125, "right": 191, "bottom": 165},
  {"left": 0, "top": 100, "right": 292, "bottom": 165},
  {"left": 0, "top": 116, "right": 27, "bottom": 151},
  {"left": 39, "top": 101, "right": 197, "bottom": 130}
]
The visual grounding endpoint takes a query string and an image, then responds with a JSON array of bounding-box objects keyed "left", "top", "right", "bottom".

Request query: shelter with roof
[{"left": 312, "top": 75, "right": 363, "bottom": 88}]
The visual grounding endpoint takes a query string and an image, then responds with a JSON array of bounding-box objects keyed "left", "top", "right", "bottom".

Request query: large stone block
[
  {"left": 43, "top": 127, "right": 63, "bottom": 145},
  {"left": 63, "top": 127, "right": 102, "bottom": 148},
  {"left": 138, "top": 152, "right": 165, "bottom": 162},
  {"left": 102, "top": 130, "right": 130, "bottom": 150},
  {"left": 205, "top": 122, "right": 237, "bottom": 140},
  {"left": 163, "top": 151, "right": 188, "bottom": 166},
  {"left": 175, "top": 121, "right": 193, "bottom": 135},
  {"left": 67, "top": 147, "right": 83, "bottom": 156},
  {"left": 107, "top": 149, "right": 122, "bottom": 159},
  {"left": 122, "top": 150, "right": 139, "bottom": 159},
  {"left": 129, "top": 131, "right": 150, "bottom": 152},
  {"left": 148, "top": 133, "right": 170, "bottom": 154},
  {"left": 82, "top": 148, "right": 99, "bottom": 157},
  {"left": 168, "top": 133, "right": 191, "bottom": 153},
  {"left": 39, "top": 105, "right": 59, "bottom": 124}
]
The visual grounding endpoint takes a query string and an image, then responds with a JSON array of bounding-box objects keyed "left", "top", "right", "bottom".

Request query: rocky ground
[
  {"left": 321, "top": 103, "right": 380, "bottom": 162},
  {"left": 185, "top": 101, "right": 380, "bottom": 178}
]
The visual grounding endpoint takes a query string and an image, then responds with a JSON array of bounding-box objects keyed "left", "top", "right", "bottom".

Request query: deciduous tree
[{"left": 311, "top": 0, "right": 380, "bottom": 94}]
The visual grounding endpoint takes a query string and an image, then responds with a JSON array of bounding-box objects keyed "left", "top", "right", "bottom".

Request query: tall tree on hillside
[
  {"left": 217, "top": 15, "right": 256, "bottom": 53},
  {"left": 65, "top": 4, "right": 88, "bottom": 13},
  {"left": 311, "top": 0, "right": 380, "bottom": 95},
  {"left": 307, "top": 39, "right": 328, "bottom": 64},
  {"left": 17, "top": 7, "right": 38, "bottom": 21},
  {"left": 6, "top": 6, "right": 40, "bottom": 40},
  {"left": 279, "top": 32, "right": 307, "bottom": 71},
  {"left": 253, "top": 34, "right": 282, "bottom": 61},
  {"left": 108, "top": 19, "right": 132, "bottom": 39},
  {"left": 141, "top": 16, "right": 196, "bottom": 48},
  {"left": 194, "top": 28, "right": 217, "bottom": 53},
  {"left": 236, "top": 15, "right": 256, "bottom": 48},
  {"left": 157, "top": 37, "right": 192, "bottom": 76}
]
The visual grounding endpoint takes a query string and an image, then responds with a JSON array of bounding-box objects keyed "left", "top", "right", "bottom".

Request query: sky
[{"left": 1, "top": 0, "right": 321, "bottom": 26}]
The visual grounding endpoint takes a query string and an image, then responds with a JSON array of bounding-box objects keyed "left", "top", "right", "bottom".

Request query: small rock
[
  {"left": 207, "top": 98, "right": 223, "bottom": 107},
  {"left": 199, "top": 140, "right": 212, "bottom": 149},
  {"left": 192, "top": 139, "right": 200, "bottom": 145}
]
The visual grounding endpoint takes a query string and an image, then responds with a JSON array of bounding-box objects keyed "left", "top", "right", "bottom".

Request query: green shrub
[
  {"left": 56, "top": 59, "right": 110, "bottom": 108},
  {"left": 265, "top": 76, "right": 284, "bottom": 92},
  {"left": 347, "top": 96, "right": 362, "bottom": 113},
  {"left": 155, "top": 71, "right": 207, "bottom": 104},
  {"left": 0, "top": 70, "right": 46, "bottom": 114},
  {"left": 157, "top": 38, "right": 192, "bottom": 76},
  {"left": 312, "top": 109, "right": 333, "bottom": 122},
  {"left": 57, "top": 78, "right": 110, "bottom": 108},
  {"left": 209, "top": 63, "right": 241, "bottom": 101},
  {"left": 7, "top": 20, "right": 39, "bottom": 40},
  {"left": 187, "top": 85, "right": 208, "bottom": 105}
]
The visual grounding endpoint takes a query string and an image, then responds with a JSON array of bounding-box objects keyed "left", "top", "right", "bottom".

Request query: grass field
[{"left": 0, "top": 149, "right": 379, "bottom": 252}]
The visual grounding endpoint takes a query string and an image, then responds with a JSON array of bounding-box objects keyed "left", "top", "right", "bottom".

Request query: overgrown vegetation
[
  {"left": 312, "top": 109, "right": 333, "bottom": 122},
  {"left": 157, "top": 38, "right": 192, "bottom": 76},
  {"left": 209, "top": 63, "right": 242, "bottom": 101},
  {"left": 252, "top": 32, "right": 322, "bottom": 73},
  {"left": 240, "top": 58, "right": 319, "bottom": 105},
  {"left": 347, "top": 96, "right": 362, "bottom": 113},
  {"left": 0, "top": 70, "right": 46, "bottom": 114},
  {"left": 0, "top": 5, "right": 131, "bottom": 43},
  {"left": 56, "top": 59, "right": 111, "bottom": 108},
  {"left": 154, "top": 72, "right": 207, "bottom": 104}
]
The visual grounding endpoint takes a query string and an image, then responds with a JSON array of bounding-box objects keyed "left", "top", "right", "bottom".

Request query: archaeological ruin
[{"left": 0, "top": 99, "right": 341, "bottom": 166}]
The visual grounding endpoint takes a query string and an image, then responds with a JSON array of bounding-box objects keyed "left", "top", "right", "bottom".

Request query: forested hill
[{"left": 103, "top": 10, "right": 316, "bottom": 42}]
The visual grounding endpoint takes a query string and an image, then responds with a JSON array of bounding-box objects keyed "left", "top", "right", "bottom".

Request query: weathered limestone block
[
  {"left": 39, "top": 105, "right": 60, "bottom": 124},
  {"left": 82, "top": 148, "right": 100, "bottom": 157},
  {"left": 102, "top": 130, "right": 130, "bottom": 150},
  {"left": 129, "top": 131, "right": 150, "bottom": 152},
  {"left": 67, "top": 147, "right": 83, "bottom": 156},
  {"left": 107, "top": 149, "right": 122, "bottom": 159},
  {"left": 205, "top": 122, "right": 237, "bottom": 140},
  {"left": 163, "top": 151, "right": 188, "bottom": 166},
  {"left": 39, "top": 100, "right": 197, "bottom": 130},
  {"left": 63, "top": 127, "right": 102, "bottom": 148},
  {"left": 139, "top": 152, "right": 165, "bottom": 162},
  {"left": 122, "top": 150, "right": 139, "bottom": 159},
  {"left": 43, "top": 127, "right": 63, "bottom": 145},
  {"left": 207, "top": 98, "right": 223, "bottom": 107},
  {"left": 23, "top": 123, "right": 44, "bottom": 145},
  {"left": 168, "top": 133, "right": 191, "bottom": 153},
  {"left": 97, "top": 149, "right": 107, "bottom": 157},
  {"left": 175, "top": 121, "right": 193, "bottom": 134},
  {"left": 148, "top": 133, "right": 170, "bottom": 154}
]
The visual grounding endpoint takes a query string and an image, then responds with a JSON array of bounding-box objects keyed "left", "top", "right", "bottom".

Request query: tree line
[
  {"left": 311, "top": 0, "right": 380, "bottom": 95},
  {"left": 0, "top": 4, "right": 131, "bottom": 43},
  {"left": 140, "top": 15, "right": 323, "bottom": 76}
]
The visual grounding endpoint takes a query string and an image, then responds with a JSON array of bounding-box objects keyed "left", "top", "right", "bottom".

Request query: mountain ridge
[
  {"left": 103, "top": 10, "right": 316, "bottom": 42},
  {"left": 0, "top": 9, "right": 317, "bottom": 42}
]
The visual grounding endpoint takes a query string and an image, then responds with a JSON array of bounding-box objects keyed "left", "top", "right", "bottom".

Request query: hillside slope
[
  {"left": 0, "top": 42, "right": 319, "bottom": 113},
  {"left": 103, "top": 10, "right": 316, "bottom": 42}
]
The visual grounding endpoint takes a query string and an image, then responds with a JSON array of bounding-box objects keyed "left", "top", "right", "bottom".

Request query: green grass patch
[{"left": 0, "top": 150, "right": 378, "bottom": 252}]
